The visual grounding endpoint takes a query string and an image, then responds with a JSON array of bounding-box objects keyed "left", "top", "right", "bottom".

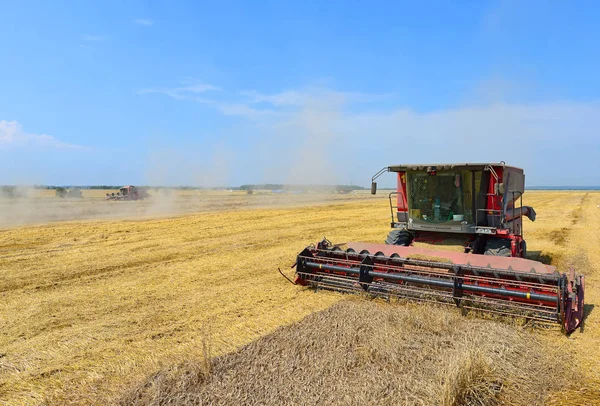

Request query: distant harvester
[
  {"left": 105, "top": 185, "right": 149, "bottom": 201},
  {"left": 56, "top": 188, "right": 83, "bottom": 198}
]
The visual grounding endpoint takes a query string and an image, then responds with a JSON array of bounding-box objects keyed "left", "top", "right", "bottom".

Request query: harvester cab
[
  {"left": 120, "top": 186, "right": 134, "bottom": 197},
  {"left": 371, "top": 163, "right": 537, "bottom": 258},
  {"left": 288, "top": 162, "right": 585, "bottom": 333}
]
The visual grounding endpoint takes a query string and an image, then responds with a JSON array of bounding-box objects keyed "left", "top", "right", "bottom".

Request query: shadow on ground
[
  {"left": 526, "top": 250, "right": 553, "bottom": 265},
  {"left": 580, "top": 303, "right": 594, "bottom": 333}
]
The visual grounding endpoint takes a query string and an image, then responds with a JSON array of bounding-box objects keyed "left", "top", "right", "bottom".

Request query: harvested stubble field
[{"left": 1, "top": 191, "right": 599, "bottom": 405}]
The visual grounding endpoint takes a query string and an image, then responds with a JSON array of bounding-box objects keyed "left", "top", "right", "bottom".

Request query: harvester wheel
[
  {"left": 470, "top": 236, "right": 487, "bottom": 254},
  {"left": 520, "top": 240, "right": 527, "bottom": 258},
  {"left": 484, "top": 238, "right": 511, "bottom": 257},
  {"left": 385, "top": 229, "right": 413, "bottom": 246}
]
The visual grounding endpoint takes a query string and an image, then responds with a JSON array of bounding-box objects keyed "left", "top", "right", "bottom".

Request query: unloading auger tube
[{"left": 290, "top": 239, "right": 584, "bottom": 333}]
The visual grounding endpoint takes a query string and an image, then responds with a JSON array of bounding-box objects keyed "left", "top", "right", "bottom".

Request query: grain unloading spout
[{"left": 290, "top": 239, "right": 584, "bottom": 333}]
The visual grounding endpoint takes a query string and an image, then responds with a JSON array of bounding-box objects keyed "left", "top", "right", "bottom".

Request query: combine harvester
[
  {"left": 287, "top": 163, "right": 584, "bottom": 333},
  {"left": 105, "top": 185, "right": 149, "bottom": 201}
]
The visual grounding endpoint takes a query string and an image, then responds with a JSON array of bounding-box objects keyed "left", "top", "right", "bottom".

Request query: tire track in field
[
  {"left": 545, "top": 192, "right": 600, "bottom": 405},
  {"left": 548, "top": 193, "right": 588, "bottom": 245}
]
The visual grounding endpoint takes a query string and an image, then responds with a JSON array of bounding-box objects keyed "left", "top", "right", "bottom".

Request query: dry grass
[
  {"left": 1, "top": 190, "right": 599, "bottom": 405},
  {"left": 118, "top": 300, "right": 572, "bottom": 406}
]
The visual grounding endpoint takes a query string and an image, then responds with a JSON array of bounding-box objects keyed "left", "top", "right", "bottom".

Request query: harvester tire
[
  {"left": 471, "top": 236, "right": 487, "bottom": 254},
  {"left": 521, "top": 240, "right": 527, "bottom": 258},
  {"left": 385, "top": 229, "right": 413, "bottom": 246},
  {"left": 484, "top": 238, "right": 511, "bottom": 257}
]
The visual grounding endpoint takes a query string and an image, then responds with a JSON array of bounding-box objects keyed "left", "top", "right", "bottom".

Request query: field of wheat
[{"left": 1, "top": 191, "right": 599, "bottom": 405}]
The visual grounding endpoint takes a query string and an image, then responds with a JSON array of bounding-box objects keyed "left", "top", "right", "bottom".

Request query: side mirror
[{"left": 371, "top": 182, "right": 377, "bottom": 195}]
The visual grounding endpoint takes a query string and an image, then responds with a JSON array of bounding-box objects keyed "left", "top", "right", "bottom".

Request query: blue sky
[{"left": 0, "top": 0, "right": 599, "bottom": 186}]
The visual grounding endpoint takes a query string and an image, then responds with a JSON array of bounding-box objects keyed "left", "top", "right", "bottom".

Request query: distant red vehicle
[{"left": 105, "top": 185, "right": 149, "bottom": 201}]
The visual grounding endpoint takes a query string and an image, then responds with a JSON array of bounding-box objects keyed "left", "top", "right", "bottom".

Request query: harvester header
[{"left": 285, "top": 162, "right": 584, "bottom": 333}]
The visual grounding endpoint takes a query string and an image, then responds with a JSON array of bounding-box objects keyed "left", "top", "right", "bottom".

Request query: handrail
[
  {"left": 372, "top": 166, "right": 390, "bottom": 182},
  {"left": 388, "top": 191, "right": 407, "bottom": 224},
  {"left": 484, "top": 164, "right": 499, "bottom": 184}
]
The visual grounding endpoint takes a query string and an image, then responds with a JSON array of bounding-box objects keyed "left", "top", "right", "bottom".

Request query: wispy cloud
[
  {"left": 329, "top": 101, "right": 600, "bottom": 185},
  {"left": 81, "top": 34, "right": 107, "bottom": 42},
  {"left": 140, "top": 83, "right": 388, "bottom": 122},
  {"left": 243, "top": 90, "right": 308, "bottom": 106},
  {"left": 138, "top": 83, "right": 220, "bottom": 98},
  {"left": 180, "top": 84, "right": 220, "bottom": 93},
  {"left": 134, "top": 18, "right": 153, "bottom": 26},
  {"left": 0, "top": 121, "right": 86, "bottom": 149},
  {"left": 215, "top": 102, "right": 278, "bottom": 120},
  {"left": 243, "top": 88, "right": 390, "bottom": 107},
  {"left": 139, "top": 83, "right": 277, "bottom": 120},
  {"left": 137, "top": 79, "right": 600, "bottom": 185}
]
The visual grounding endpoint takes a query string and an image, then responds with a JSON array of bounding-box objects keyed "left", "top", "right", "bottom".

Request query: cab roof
[{"left": 387, "top": 163, "right": 523, "bottom": 173}]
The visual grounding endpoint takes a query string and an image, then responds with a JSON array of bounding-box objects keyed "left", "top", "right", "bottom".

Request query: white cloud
[
  {"left": 215, "top": 102, "right": 278, "bottom": 120},
  {"left": 243, "top": 90, "right": 308, "bottom": 106},
  {"left": 82, "top": 35, "right": 107, "bottom": 42},
  {"left": 323, "top": 101, "right": 600, "bottom": 186},
  {"left": 179, "top": 84, "right": 220, "bottom": 93},
  {"left": 0, "top": 121, "right": 85, "bottom": 149},
  {"left": 243, "top": 88, "right": 388, "bottom": 107},
  {"left": 138, "top": 83, "right": 220, "bottom": 99},
  {"left": 137, "top": 81, "right": 600, "bottom": 185},
  {"left": 227, "top": 93, "right": 600, "bottom": 186},
  {"left": 140, "top": 83, "right": 389, "bottom": 123},
  {"left": 139, "top": 83, "right": 277, "bottom": 120},
  {"left": 134, "top": 18, "right": 153, "bottom": 26}
]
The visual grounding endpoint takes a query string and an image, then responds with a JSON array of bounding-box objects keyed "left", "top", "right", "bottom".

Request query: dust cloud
[
  {"left": 0, "top": 90, "right": 373, "bottom": 229},
  {"left": 0, "top": 187, "right": 376, "bottom": 229},
  {"left": 280, "top": 94, "right": 344, "bottom": 187}
]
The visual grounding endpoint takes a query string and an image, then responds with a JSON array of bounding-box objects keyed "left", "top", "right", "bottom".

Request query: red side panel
[{"left": 397, "top": 172, "right": 408, "bottom": 212}]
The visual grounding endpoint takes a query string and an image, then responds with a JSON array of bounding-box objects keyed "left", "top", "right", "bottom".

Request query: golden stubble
[{"left": 1, "top": 190, "right": 599, "bottom": 405}]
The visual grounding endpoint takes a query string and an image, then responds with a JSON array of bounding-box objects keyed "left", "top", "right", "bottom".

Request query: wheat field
[{"left": 1, "top": 191, "right": 599, "bottom": 404}]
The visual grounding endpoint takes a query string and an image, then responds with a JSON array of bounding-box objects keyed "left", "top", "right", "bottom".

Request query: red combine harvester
[
  {"left": 287, "top": 163, "right": 584, "bottom": 333},
  {"left": 105, "top": 185, "right": 149, "bottom": 201}
]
